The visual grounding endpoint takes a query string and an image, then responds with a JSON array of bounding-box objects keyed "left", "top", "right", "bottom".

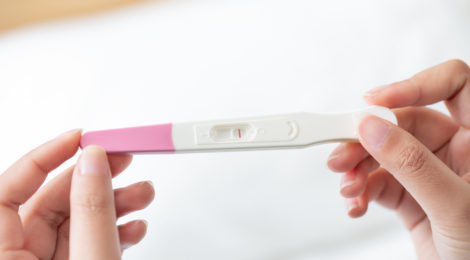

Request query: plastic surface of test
[{"left": 80, "top": 106, "right": 397, "bottom": 153}]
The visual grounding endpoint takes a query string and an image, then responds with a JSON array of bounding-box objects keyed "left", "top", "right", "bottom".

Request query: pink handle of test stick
[{"left": 80, "top": 124, "right": 175, "bottom": 153}]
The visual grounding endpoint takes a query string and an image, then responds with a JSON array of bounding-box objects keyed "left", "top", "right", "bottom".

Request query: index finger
[
  {"left": 0, "top": 129, "right": 81, "bottom": 251},
  {"left": 364, "top": 59, "right": 470, "bottom": 127},
  {"left": 0, "top": 129, "right": 82, "bottom": 210}
]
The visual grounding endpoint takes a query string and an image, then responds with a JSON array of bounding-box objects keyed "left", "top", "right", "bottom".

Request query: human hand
[
  {"left": 0, "top": 130, "right": 155, "bottom": 259},
  {"left": 327, "top": 60, "right": 470, "bottom": 260}
]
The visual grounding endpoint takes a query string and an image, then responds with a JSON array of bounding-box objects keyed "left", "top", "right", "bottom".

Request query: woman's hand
[
  {"left": 0, "top": 130, "right": 154, "bottom": 259},
  {"left": 327, "top": 59, "right": 470, "bottom": 260}
]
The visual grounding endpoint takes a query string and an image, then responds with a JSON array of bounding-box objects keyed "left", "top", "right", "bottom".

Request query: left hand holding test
[{"left": 0, "top": 130, "right": 154, "bottom": 259}]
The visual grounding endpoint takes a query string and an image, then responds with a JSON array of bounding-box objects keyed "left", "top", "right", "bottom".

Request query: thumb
[
  {"left": 357, "top": 115, "right": 467, "bottom": 219},
  {"left": 70, "top": 146, "right": 120, "bottom": 260}
]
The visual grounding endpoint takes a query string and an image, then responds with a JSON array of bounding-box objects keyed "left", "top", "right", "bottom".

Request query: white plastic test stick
[{"left": 80, "top": 106, "right": 397, "bottom": 153}]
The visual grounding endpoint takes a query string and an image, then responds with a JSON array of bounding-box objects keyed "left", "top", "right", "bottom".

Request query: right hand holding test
[{"left": 328, "top": 60, "right": 470, "bottom": 260}]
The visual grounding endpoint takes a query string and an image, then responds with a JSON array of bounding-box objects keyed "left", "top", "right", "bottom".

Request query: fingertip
[
  {"left": 138, "top": 220, "right": 148, "bottom": 235},
  {"left": 81, "top": 145, "right": 106, "bottom": 155},
  {"left": 81, "top": 145, "right": 108, "bottom": 164},
  {"left": 327, "top": 144, "right": 345, "bottom": 165},
  {"left": 346, "top": 197, "right": 368, "bottom": 218},
  {"left": 114, "top": 181, "right": 156, "bottom": 218},
  {"left": 362, "top": 94, "right": 376, "bottom": 104},
  {"left": 108, "top": 153, "right": 133, "bottom": 176},
  {"left": 340, "top": 185, "right": 357, "bottom": 198},
  {"left": 363, "top": 84, "right": 388, "bottom": 100},
  {"left": 139, "top": 181, "right": 156, "bottom": 203},
  {"left": 327, "top": 144, "right": 348, "bottom": 172},
  {"left": 340, "top": 170, "right": 356, "bottom": 195},
  {"left": 78, "top": 145, "right": 110, "bottom": 176},
  {"left": 58, "top": 128, "right": 83, "bottom": 138},
  {"left": 362, "top": 93, "right": 385, "bottom": 106},
  {"left": 358, "top": 116, "right": 393, "bottom": 151},
  {"left": 363, "top": 81, "right": 405, "bottom": 108},
  {"left": 327, "top": 143, "right": 369, "bottom": 172},
  {"left": 141, "top": 219, "right": 148, "bottom": 228},
  {"left": 57, "top": 128, "right": 82, "bottom": 150},
  {"left": 119, "top": 219, "right": 148, "bottom": 252},
  {"left": 327, "top": 156, "right": 343, "bottom": 172},
  {"left": 39, "top": 129, "right": 83, "bottom": 160},
  {"left": 340, "top": 173, "right": 366, "bottom": 198},
  {"left": 341, "top": 190, "right": 355, "bottom": 198},
  {"left": 346, "top": 198, "right": 359, "bottom": 218},
  {"left": 341, "top": 156, "right": 378, "bottom": 198},
  {"left": 129, "top": 219, "right": 148, "bottom": 235},
  {"left": 362, "top": 95, "right": 377, "bottom": 105}
]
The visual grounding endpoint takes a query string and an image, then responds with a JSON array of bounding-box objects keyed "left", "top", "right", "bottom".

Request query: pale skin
[
  {"left": 0, "top": 1, "right": 154, "bottom": 259},
  {"left": 0, "top": 131, "right": 155, "bottom": 259},
  {"left": 5, "top": 1, "right": 468, "bottom": 258},
  {"left": 328, "top": 59, "right": 470, "bottom": 260},
  {"left": 1, "top": 1, "right": 154, "bottom": 258}
]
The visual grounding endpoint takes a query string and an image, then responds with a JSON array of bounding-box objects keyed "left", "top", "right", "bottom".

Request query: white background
[{"left": 1, "top": 0, "right": 469, "bottom": 259}]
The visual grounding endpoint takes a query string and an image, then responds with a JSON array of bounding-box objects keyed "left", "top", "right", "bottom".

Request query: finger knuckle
[
  {"left": 397, "top": 143, "right": 426, "bottom": 175},
  {"left": 30, "top": 208, "right": 67, "bottom": 229},
  {"left": 27, "top": 151, "right": 49, "bottom": 176},
  {"left": 434, "top": 201, "right": 470, "bottom": 230},
  {"left": 72, "top": 193, "right": 112, "bottom": 214},
  {"left": 453, "top": 203, "right": 470, "bottom": 222},
  {"left": 58, "top": 222, "right": 70, "bottom": 242},
  {"left": 404, "top": 77, "right": 424, "bottom": 103}
]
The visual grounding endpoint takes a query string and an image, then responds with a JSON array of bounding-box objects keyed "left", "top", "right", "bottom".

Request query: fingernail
[
  {"left": 328, "top": 144, "right": 345, "bottom": 161},
  {"left": 346, "top": 199, "right": 359, "bottom": 213},
  {"left": 57, "top": 128, "right": 82, "bottom": 138},
  {"left": 340, "top": 171, "right": 356, "bottom": 190},
  {"left": 121, "top": 243, "right": 133, "bottom": 250},
  {"left": 328, "top": 154, "right": 340, "bottom": 161},
  {"left": 341, "top": 181, "right": 355, "bottom": 191},
  {"left": 140, "top": 219, "right": 148, "bottom": 227},
  {"left": 363, "top": 84, "right": 389, "bottom": 97},
  {"left": 144, "top": 181, "right": 154, "bottom": 188},
  {"left": 358, "top": 116, "right": 391, "bottom": 149},
  {"left": 79, "top": 146, "right": 108, "bottom": 175}
]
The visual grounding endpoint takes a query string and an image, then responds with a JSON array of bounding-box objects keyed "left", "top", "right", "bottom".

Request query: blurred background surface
[{"left": 0, "top": 0, "right": 469, "bottom": 259}]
